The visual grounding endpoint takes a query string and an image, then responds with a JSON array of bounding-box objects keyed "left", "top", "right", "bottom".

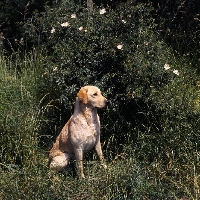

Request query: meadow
[{"left": 0, "top": 1, "right": 200, "bottom": 199}]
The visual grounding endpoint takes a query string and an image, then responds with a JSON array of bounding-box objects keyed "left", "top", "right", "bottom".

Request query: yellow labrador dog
[{"left": 49, "top": 86, "right": 108, "bottom": 178}]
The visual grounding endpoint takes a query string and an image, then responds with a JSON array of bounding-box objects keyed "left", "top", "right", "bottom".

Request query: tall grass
[
  {"left": 0, "top": 145, "right": 176, "bottom": 199},
  {"left": 0, "top": 53, "right": 200, "bottom": 200},
  {"left": 0, "top": 51, "right": 199, "bottom": 199},
  {"left": 0, "top": 1, "right": 200, "bottom": 198},
  {"left": 0, "top": 51, "right": 42, "bottom": 168}
]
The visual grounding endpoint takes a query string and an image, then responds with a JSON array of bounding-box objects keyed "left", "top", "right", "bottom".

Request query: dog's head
[{"left": 77, "top": 86, "right": 108, "bottom": 108}]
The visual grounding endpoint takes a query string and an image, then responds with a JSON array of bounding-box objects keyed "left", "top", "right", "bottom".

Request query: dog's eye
[{"left": 93, "top": 93, "right": 98, "bottom": 96}]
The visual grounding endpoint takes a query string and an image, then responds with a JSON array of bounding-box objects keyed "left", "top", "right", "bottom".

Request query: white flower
[
  {"left": 100, "top": 8, "right": 106, "bottom": 15},
  {"left": 117, "top": 44, "right": 123, "bottom": 50},
  {"left": 71, "top": 14, "right": 76, "bottom": 18},
  {"left": 61, "top": 22, "right": 70, "bottom": 27},
  {"left": 173, "top": 70, "right": 179, "bottom": 75},
  {"left": 53, "top": 67, "right": 58, "bottom": 72},
  {"left": 122, "top": 20, "right": 126, "bottom": 24},
  {"left": 78, "top": 26, "right": 83, "bottom": 31},
  {"left": 51, "top": 27, "right": 55, "bottom": 34},
  {"left": 164, "top": 64, "right": 170, "bottom": 70}
]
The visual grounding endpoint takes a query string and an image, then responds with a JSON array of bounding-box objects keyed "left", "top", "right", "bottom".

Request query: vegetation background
[{"left": 0, "top": 0, "right": 199, "bottom": 199}]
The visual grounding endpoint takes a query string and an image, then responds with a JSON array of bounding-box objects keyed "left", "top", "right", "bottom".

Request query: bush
[
  {"left": 22, "top": 0, "right": 200, "bottom": 158},
  {"left": 151, "top": 0, "right": 200, "bottom": 69},
  {"left": 0, "top": 0, "right": 56, "bottom": 52}
]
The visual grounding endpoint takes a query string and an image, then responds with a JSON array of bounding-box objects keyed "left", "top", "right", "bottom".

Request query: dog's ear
[{"left": 77, "top": 88, "right": 88, "bottom": 104}]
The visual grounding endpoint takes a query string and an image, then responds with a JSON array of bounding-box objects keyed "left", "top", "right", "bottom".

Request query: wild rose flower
[
  {"left": 53, "top": 67, "right": 58, "bottom": 72},
  {"left": 100, "top": 8, "right": 106, "bottom": 15},
  {"left": 164, "top": 64, "right": 170, "bottom": 70},
  {"left": 61, "top": 22, "right": 70, "bottom": 27},
  {"left": 78, "top": 26, "right": 83, "bottom": 31},
  {"left": 117, "top": 44, "right": 123, "bottom": 50},
  {"left": 71, "top": 14, "right": 76, "bottom": 18},
  {"left": 173, "top": 70, "right": 179, "bottom": 75},
  {"left": 51, "top": 27, "right": 55, "bottom": 33}
]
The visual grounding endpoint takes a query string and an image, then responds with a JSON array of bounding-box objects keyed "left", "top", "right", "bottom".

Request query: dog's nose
[{"left": 105, "top": 99, "right": 110, "bottom": 105}]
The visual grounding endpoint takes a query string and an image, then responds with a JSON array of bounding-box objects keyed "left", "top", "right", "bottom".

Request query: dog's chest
[
  {"left": 81, "top": 122, "right": 99, "bottom": 149},
  {"left": 70, "top": 117, "right": 100, "bottom": 150}
]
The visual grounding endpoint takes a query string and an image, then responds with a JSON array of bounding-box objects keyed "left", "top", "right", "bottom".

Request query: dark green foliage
[
  {"left": 22, "top": 0, "right": 199, "bottom": 165},
  {"left": 0, "top": 0, "right": 56, "bottom": 52},
  {"left": 151, "top": 0, "right": 200, "bottom": 69},
  {"left": 0, "top": 0, "right": 199, "bottom": 198},
  {"left": 23, "top": 1, "right": 166, "bottom": 147}
]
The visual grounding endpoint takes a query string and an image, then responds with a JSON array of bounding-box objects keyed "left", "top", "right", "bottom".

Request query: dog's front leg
[
  {"left": 74, "top": 148, "right": 85, "bottom": 178},
  {"left": 95, "top": 141, "right": 107, "bottom": 169}
]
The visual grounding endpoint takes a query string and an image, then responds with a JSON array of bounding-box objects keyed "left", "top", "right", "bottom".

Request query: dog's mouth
[{"left": 96, "top": 99, "right": 109, "bottom": 109}]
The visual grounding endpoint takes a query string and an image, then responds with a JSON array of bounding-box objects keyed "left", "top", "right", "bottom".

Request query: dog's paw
[
  {"left": 79, "top": 173, "right": 85, "bottom": 179},
  {"left": 102, "top": 163, "right": 107, "bottom": 169},
  {"left": 50, "top": 155, "right": 69, "bottom": 171}
]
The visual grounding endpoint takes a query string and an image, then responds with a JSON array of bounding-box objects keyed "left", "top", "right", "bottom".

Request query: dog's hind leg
[{"left": 49, "top": 153, "right": 70, "bottom": 172}]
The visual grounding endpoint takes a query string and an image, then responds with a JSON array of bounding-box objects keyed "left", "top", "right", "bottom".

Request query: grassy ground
[
  {"left": 0, "top": 51, "right": 199, "bottom": 199},
  {"left": 1, "top": 147, "right": 199, "bottom": 199}
]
